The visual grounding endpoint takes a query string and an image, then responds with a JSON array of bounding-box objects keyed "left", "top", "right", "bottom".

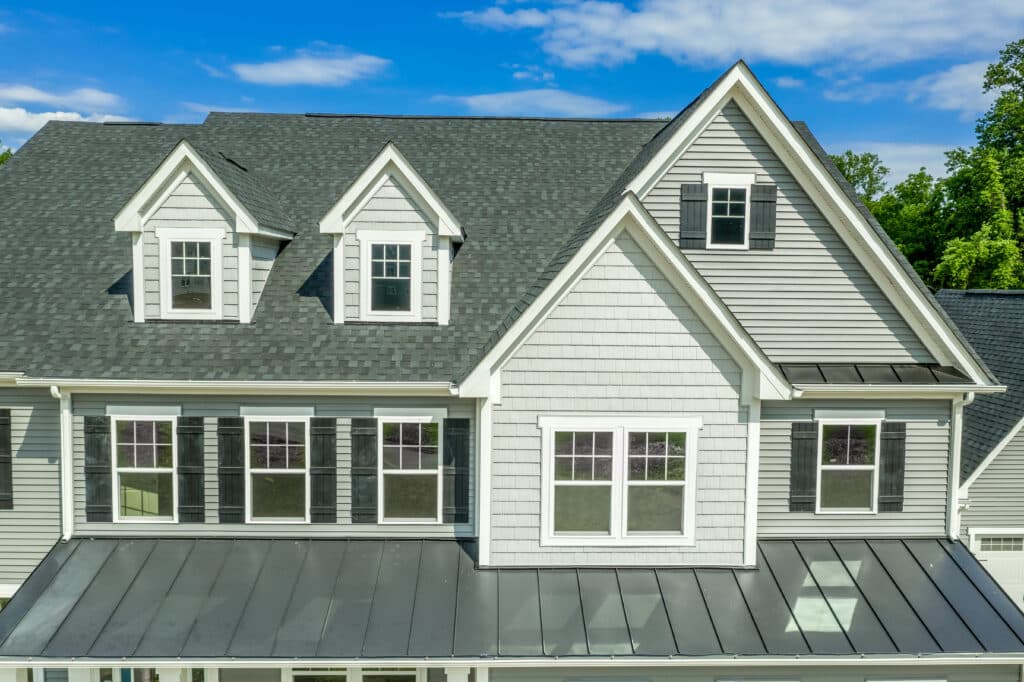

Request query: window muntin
[
  {"left": 113, "top": 418, "right": 176, "bottom": 521},
  {"left": 379, "top": 419, "right": 442, "bottom": 523},
  {"left": 370, "top": 243, "right": 413, "bottom": 312},
  {"left": 246, "top": 419, "right": 309, "bottom": 522},
  {"left": 708, "top": 185, "right": 749, "bottom": 247},
  {"left": 626, "top": 431, "right": 687, "bottom": 533},
  {"left": 817, "top": 420, "right": 880, "bottom": 513},
  {"left": 169, "top": 240, "right": 213, "bottom": 310},
  {"left": 980, "top": 536, "right": 1024, "bottom": 552},
  {"left": 542, "top": 417, "right": 700, "bottom": 545}
]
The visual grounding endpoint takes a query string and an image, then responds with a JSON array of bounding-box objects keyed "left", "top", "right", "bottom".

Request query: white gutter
[
  {"left": 16, "top": 377, "right": 457, "bottom": 397},
  {"left": 1, "top": 656, "right": 1023, "bottom": 669},
  {"left": 791, "top": 383, "right": 1005, "bottom": 395},
  {"left": 49, "top": 386, "right": 75, "bottom": 541}
]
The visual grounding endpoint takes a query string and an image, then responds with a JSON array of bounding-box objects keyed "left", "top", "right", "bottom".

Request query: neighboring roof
[
  {"left": 1, "top": 537, "right": 1023, "bottom": 661},
  {"left": 780, "top": 363, "right": 971, "bottom": 385},
  {"left": 936, "top": 290, "right": 1024, "bottom": 482}
]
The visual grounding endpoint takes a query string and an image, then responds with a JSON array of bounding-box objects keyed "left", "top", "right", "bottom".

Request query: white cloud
[
  {"left": 449, "top": 0, "right": 1024, "bottom": 68},
  {"left": 232, "top": 45, "right": 389, "bottom": 86},
  {"left": 833, "top": 141, "right": 953, "bottom": 182},
  {"left": 0, "top": 106, "right": 130, "bottom": 134},
  {"left": 196, "top": 59, "right": 227, "bottom": 78},
  {"left": 825, "top": 60, "right": 996, "bottom": 117},
  {"left": 774, "top": 76, "right": 805, "bottom": 88},
  {"left": 181, "top": 102, "right": 254, "bottom": 114},
  {"left": 0, "top": 84, "right": 122, "bottom": 110},
  {"left": 510, "top": 64, "right": 555, "bottom": 82},
  {"left": 441, "top": 89, "right": 627, "bottom": 117}
]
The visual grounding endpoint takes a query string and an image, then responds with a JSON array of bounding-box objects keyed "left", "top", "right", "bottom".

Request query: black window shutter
[
  {"left": 350, "top": 417, "right": 378, "bottom": 523},
  {"left": 217, "top": 417, "right": 245, "bottom": 523},
  {"left": 310, "top": 417, "right": 338, "bottom": 524},
  {"left": 84, "top": 416, "right": 112, "bottom": 521},
  {"left": 442, "top": 418, "right": 471, "bottom": 524},
  {"left": 878, "top": 422, "right": 907, "bottom": 512},
  {"left": 176, "top": 417, "right": 205, "bottom": 522},
  {"left": 0, "top": 410, "right": 12, "bottom": 510},
  {"left": 679, "top": 183, "right": 708, "bottom": 249},
  {"left": 750, "top": 184, "right": 778, "bottom": 250},
  {"left": 789, "top": 421, "right": 818, "bottom": 511}
]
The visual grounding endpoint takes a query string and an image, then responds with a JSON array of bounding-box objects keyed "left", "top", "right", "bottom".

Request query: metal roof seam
[
  {"left": 756, "top": 543, "right": 812, "bottom": 654},
  {"left": 939, "top": 540, "right": 1024, "bottom": 645},
  {"left": 176, "top": 537, "right": 239, "bottom": 658},
  {"left": 358, "top": 540, "right": 389, "bottom": 658},
  {"left": 403, "top": 540, "right": 428, "bottom": 657},
  {"left": 130, "top": 538, "right": 199, "bottom": 657},
  {"left": 861, "top": 539, "right": 942, "bottom": 652},
  {"left": 824, "top": 539, "right": 899, "bottom": 653},
  {"left": 573, "top": 569, "right": 593, "bottom": 656},
  {"left": 790, "top": 541, "right": 856, "bottom": 653},
  {"left": 727, "top": 567, "right": 769, "bottom": 655},
  {"left": 0, "top": 539, "right": 81, "bottom": 649},
  {"left": 612, "top": 568, "right": 637, "bottom": 655},
  {"left": 651, "top": 569, "right": 681, "bottom": 655},
  {"left": 447, "top": 541, "right": 464, "bottom": 658},
  {"left": 690, "top": 570, "right": 725, "bottom": 655},
  {"left": 268, "top": 540, "right": 313, "bottom": 658},
  {"left": 87, "top": 539, "right": 161, "bottom": 657},
  {"left": 313, "top": 539, "right": 351, "bottom": 658},
  {"left": 39, "top": 539, "right": 118, "bottom": 657},
  {"left": 222, "top": 539, "right": 277, "bottom": 657}
]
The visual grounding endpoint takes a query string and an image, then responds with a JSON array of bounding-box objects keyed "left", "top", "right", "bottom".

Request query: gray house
[
  {"left": 938, "top": 290, "right": 1024, "bottom": 605},
  {"left": 0, "top": 61, "right": 1022, "bottom": 682}
]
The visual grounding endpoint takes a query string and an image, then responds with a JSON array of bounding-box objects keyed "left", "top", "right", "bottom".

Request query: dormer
[
  {"left": 319, "top": 141, "right": 464, "bottom": 325},
  {"left": 114, "top": 139, "right": 295, "bottom": 323}
]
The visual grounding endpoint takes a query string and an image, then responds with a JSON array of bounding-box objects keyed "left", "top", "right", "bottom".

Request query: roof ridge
[{"left": 206, "top": 111, "right": 669, "bottom": 124}]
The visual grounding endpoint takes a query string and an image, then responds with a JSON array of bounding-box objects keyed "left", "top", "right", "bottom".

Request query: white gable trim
[
  {"left": 460, "top": 193, "right": 791, "bottom": 403},
  {"left": 960, "top": 413, "right": 1024, "bottom": 496},
  {"left": 319, "top": 141, "right": 463, "bottom": 239},
  {"left": 626, "top": 62, "right": 995, "bottom": 388}
]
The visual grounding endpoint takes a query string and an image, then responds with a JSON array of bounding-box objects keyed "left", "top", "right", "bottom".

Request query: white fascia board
[
  {"left": 319, "top": 141, "right": 463, "bottom": 240},
  {"left": 459, "top": 193, "right": 791, "bottom": 402},
  {"left": 17, "top": 376, "right": 456, "bottom": 397},
  {"left": 0, "top": 373, "right": 23, "bottom": 386},
  {"left": 625, "top": 62, "right": 995, "bottom": 388},
  {"left": 793, "top": 384, "right": 1004, "bottom": 399},
  {"left": 960, "top": 413, "right": 1024, "bottom": 495}
]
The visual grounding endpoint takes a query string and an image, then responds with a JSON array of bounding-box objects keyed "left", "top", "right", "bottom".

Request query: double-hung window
[
  {"left": 378, "top": 418, "right": 441, "bottom": 523},
  {"left": 358, "top": 232, "right": 422, "bottom": 321},
  {"left": 112, "top": 418, "right": 176, "bottom": 522},
  {"left": 541, "top": 416, "right": 699, "bottom": 545},
  {"left": 817, "top": 419, "right": 880, "bottom": 513},
  {"left": 246, "top": 418, "right": 309, "bottom": 522},
  {"left": 157, "top": 228, "right": 223, "bottom": 319},
  {"left": 370, "top": 243, "right": 412, "bottom": 312},
  {"left": 705, "top": 172, "right": 754, "bottom": 248}
]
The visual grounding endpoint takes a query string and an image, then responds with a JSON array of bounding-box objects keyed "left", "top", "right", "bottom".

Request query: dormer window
[
  {"left": 157, "top": 228, "right": 224, "bottom": 320},
  {"left": 170, "top": 240, "right": 213, "bottom": 310},
  {"left": 370, "top": 243, "right": 413, "bottom": 313},
  {"left": 358, "top": 232, "right": 422, "bottom": 322}
]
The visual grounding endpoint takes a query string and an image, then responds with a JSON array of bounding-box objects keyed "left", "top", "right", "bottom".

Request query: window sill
[
  {"left": 114, "top": 517, "right": 177, "bottom": 524},
  {"left": 359, "top": 313, "right": 423, "bottom": 323},
  {"left": 378, "top": 518, "right": 443, "bottom": 525},
  {"left": 246, "top": 518, "right": 311, "bottom": 525},
  {"left": 814, "top": 509, "right": 878, "bottom": 516},
  {"left": 541, "top": 534, "right": 696, "bottom": 548}
]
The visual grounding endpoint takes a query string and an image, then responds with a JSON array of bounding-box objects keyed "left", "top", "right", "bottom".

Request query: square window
[{"left": 119, "top": 472, "right": 174, "bottom": 518}]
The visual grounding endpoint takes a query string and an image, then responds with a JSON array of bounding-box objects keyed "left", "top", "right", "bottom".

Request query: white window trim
[
  {"left": 356, "top": 230, "right": 424, "bottom": 323},
  {"left": 244, "top": 416, "right": 311, "bottom": 524},
  {"left": 705, "top": 176, "right": 752, "bottom": 250},
  {"left": 968, "top": 527, "right": 1024, "bottom": 552},
  {"left": 111, "top": 416, "right": 179, "bottom": 524},
  {"left": 814, "top": 417, "right": 882, "bottom": 515},
  {"left": 376, "top": 415, "right": 443, "bottom": 525},
  {"left": 156, "top": 227, "right": 225, "bottom": 320},
  {"left": 539, "top": 415, "right": 700, "bottom": 547}
]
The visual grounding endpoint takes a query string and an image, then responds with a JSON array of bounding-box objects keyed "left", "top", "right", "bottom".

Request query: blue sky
[{"left": 1, "top": 1, "right": 1023, "bottom": 182}]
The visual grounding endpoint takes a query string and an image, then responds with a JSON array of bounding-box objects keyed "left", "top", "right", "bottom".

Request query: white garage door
[{"left": 975, "top": 535, "right": 1024, "bottom": 607}]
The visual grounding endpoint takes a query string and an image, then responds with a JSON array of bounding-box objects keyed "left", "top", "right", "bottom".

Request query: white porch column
[
  {"left": 444, "top": 667, "right": 471, "bottom": 682},
  {"left": 68, "top": 670, "right": 91, "bottom": 682},
  {"left": 155, "top": 669, "right": 185, "bottom": 682},
  {"left": 0, "top": 669, "right": 17, "bottom": 682},
  {"left": 201, "top": 669, "right": 219, "bottom": 682},
  {"left": 474, "top": 668, "right": 488, "bottom": 682}
]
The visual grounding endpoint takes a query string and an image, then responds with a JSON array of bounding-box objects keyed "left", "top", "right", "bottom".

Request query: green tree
[
  {"left": 871, "top": 169, "right": 946, "bottom": 283},
  {"left": 0, "top": 139, "right": 10, "bottom": 167},
  {"left": 829, "top": 150, "right": 890, "bottom": 206}
]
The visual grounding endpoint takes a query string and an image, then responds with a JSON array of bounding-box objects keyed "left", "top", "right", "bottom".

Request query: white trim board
[
  {"left": 960, "top": 413, "right": 1024, "bottom": 496},
  {"left": 625, "top": 61, "right": 995, "bottom": 389}
]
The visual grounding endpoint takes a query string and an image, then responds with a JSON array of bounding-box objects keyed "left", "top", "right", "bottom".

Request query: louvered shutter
[
  {"left": 679, "top": 183, "right": 708, "bottom": 249},
  {"left": 310, "top": 417, "right": 338, "bottom": 523},
  {"left": 84, "top": 416, "right": 112, "bottom": 521},
  {"left": 442, "top": 418, "right": 471, "bottom": 524},
  {"left": 788, "top": 421, "right": 818, "bottom": 511},
  {"left": 749, "top": 183, "right": 778, "bottom": 250},
  {"left": 217, "top": 417, "right": 245, "bottom": 523},
  {"left": 351, "top": 417, "right": 378, "bottom": 523},
  {"left": 878, "top": 422, "right": 907, "bottom": 512},
  {"left": 0, "top": 410, "right": 12, "bottom": 510},
  {"left": 176, "top": 417, "right": 205, "bottom": 522}
]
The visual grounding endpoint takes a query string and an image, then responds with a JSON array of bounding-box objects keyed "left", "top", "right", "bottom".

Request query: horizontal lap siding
[
  {"left": 0, "top": 388, "right": 61, "bottom": 585},
  {"left": 490, "top": 233, "right": 748, "bottom": 566},
  {"left": 962, "top": 429, "right": 1024, "bottom": 534},
  {"left": 250, "top": 235, "right": 278, "bottom": 311},
  {"left": 642, "top": 101, "right": 931, "bottom": 363},
  {"left": 71, "top": 394, "right": 474, "bottom": 538},
  {"left": 345, "top": 175, "right": 440, "bottom": 321},
  {"left": 758, "top": 399, "right": 950, "bottom": 536},
  {"left": 142, "top": 172, "right": 240, "bottom": 320},
  {"left": 491, "top": 665, "right": 1018, "bottom": 682}
]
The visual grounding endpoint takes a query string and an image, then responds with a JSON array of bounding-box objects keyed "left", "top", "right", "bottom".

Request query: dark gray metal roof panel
[
  {"left": 779, "top": 363, "right": 968, "bottom": 385},
  {"left": 2, "top": 538, "right": 1023, "bottom": 661}
]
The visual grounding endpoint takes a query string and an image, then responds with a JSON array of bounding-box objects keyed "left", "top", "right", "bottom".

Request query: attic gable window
[
  {"left": 371, "top": 243, "right": 413, "bottom": 312},
  {"left": 708, "top": 186, "right": 748, "bottom": 247},
  {"left": 358, "top": 231, "right": 423, "bottom": 321},
  {"left": 170, "top": 241, "right": 212, "bottom": 310}
]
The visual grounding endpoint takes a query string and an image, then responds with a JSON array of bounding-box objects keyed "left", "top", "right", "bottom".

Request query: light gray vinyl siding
[
  {"left": 343, "top": 174, "right": 441, "bottom": 322},
  {"left": 71, "top": 394, "right": 474, "bottom": 538},
  {"left": 642, "top": 101, "right": 932, "bottom": 363},
  {"left": 0, "top": 388, "right": 61, "bottom": 585},
  {"left": 250, "top": 235, "right": 278, "bottom": 312},
  {"left": 962, "top": 426, "right": 1024, "bottom": 534},
  {"left": 141, "top": 172, "right": 240, "bottom": 320},
  {"left": 758, "top": 399, "right": 951, "bottom": 537},
  {"left": 489, "top": 232, "right": 749, "bottom": 567},
  {"left": 491, "top": 665, "right": 1018, "bottom": 682}
]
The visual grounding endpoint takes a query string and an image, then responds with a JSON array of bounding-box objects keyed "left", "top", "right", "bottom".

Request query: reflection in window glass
[
  {"left": 818, "top": 423, "right": 878, "bottom": 512},
  {"left": 626, "top": 432, "right": 687, "bottom": 533},
  {"left": 248, "top": 420, "right": 308, "bottom": 520},
  {"left": 170, "top": 240, "right": 212, "bottom": 310},
  {"left": 380, "top": 421, "right": 440, "bottom": 521},
  {"left": 553, "top": 431, "right": 614, "bottom": 534},
  {"left": 709, "top": 186, "right": 747, "bottom": 245},
  {"left": 114, "top": 419, "right": 175, "bottom": 519},
  {"left": 370, "top": 243, "right": 412, "bottom": 312}
]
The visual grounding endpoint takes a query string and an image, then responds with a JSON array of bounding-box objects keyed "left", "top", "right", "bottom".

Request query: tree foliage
[
  {"left": 834, "top": 38, "right": 1024, "bottom": 289},
  {"left": 0, "top": 139, "right": 10, "bottom": 167}
]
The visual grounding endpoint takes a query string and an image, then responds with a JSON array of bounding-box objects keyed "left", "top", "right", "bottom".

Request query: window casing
[
  {"left": 704, "top": 172, "right": 754, "bottom": 250},
  {"left": 157, "top": 227, "right": 224, "bottom": 320},
  {"left": 377, "top": 417, "right": 442, "bottom": 524},
  {"left": 979, "top": 536, "right": 1024, "bottom": 552},
  {"left": 111, "top": 417, "right": 177, "bottom": 523},
  {"left": 540, "top": 416, "right": 700, "bottom": 546},
  {"left": 816, "top": 418, "right": 881, "bottom": 514},
  {"left": 357, "top": 230, "right": 423, "bottom": 322},
  {"left": 245, "top": 417, "right": 310, "bottom": 523}
]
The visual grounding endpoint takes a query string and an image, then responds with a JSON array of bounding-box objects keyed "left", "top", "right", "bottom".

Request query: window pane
[
  {"left": 821, "top": 424, "right": 850, "bottom": 465},
  {"left": 172, "top": 274, "right": 211, "bottom": 309},
  {"left": 383, "top": 445, "right": 401, "bottom": 470},
  {"left": 554, "top": 456, "right": 573, "bottom": 480},
  {"left": 251, "top": 473, "right": 306, "bottom": 519},
  {"left": 383, "top": 473, "right": 438, "bottom": 520},
  {"left": 711, "top": 187, "right": 729, "bottom": 201},
  {"left": 554, "top": 485, "right": 611, "bottom": 533},
  {"left": 628, "top": 485, "right": 684, "bottom": 533},
  {"left": 555, "top": 431, "right": 573, "bottom": 455},
  {"left": 120, "top": 473, "right": 173, "bottom": 518},
  {"left": 383, "top": 422, "right": 401, "bottom": 445},
  {"left": 820, "top": 469, "right": 874, "bottom": 510},
  {"left": 710, "top": 216, "right": 745, "bottom": 245},
  {"left": 371, "top": 278, "right": 411, "bottom": 311},
  {"left": 848, "top": 424, "right": 877, "bottom": 465}
]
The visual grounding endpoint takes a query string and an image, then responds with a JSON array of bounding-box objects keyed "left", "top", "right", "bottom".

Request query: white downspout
[
  {"left": 50, "top": 385, "right": 74, "bottom": 541},
  {"left": 949, "top": 391, "right": 975, "bottom": 540}
]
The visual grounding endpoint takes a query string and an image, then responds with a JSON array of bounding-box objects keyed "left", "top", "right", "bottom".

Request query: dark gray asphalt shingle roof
[
  {"left": 0, "top": 114, "right": 661, "bottom": 381},
  {"left": 936, "top": 290, "right": 1024, "bottom": 482},
  {"left": 1, "top": 537, "right": 1022, "bottom": 660}
]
